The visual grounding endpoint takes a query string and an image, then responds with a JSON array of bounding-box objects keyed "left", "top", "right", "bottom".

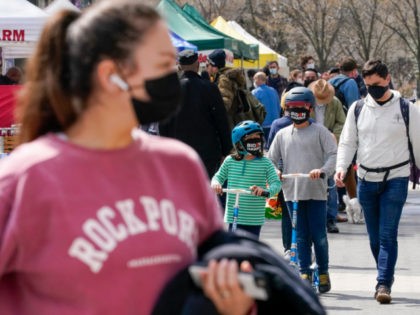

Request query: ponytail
[
  {"left": 17, "top": 1, "right": 161, "bottom": 144},
  {"left": 17, "top": 10, "right": 80, "bottom": 144}
]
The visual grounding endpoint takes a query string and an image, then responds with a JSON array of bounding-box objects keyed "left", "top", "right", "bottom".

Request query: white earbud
[{"left": 109, "top": 74, "right": 129, "bottom": 91}]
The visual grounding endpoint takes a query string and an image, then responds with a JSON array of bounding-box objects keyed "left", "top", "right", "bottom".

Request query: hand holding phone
[{"left": 188, "top": 264, "right": 268, "bottom": 301}]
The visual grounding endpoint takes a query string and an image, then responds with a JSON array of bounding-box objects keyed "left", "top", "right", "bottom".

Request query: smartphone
[{"left": 188, "top": 264, "right": 269, "bottom": 301}]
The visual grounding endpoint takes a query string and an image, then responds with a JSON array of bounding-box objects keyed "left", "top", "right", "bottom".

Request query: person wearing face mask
[
  {"left": 300, "top": 55, "right": 316, "bottom": 71},
  {"left": 266, "top": 60, "right": 288, "bottom": 98},
  {"left": 268, "top": 87, "right": 337, "bottom": 294},
  {"left": 303, "top": 68, "right": 319, "bottom": 88},
  {"left": 0, "top": 2, "right": 260, "bottom": 315},
  {"left": 335, "top": 59, "right": 420, "bottom": 304},
  {"left": 211, "top": 120, "right": 281, "bottom": 239}
]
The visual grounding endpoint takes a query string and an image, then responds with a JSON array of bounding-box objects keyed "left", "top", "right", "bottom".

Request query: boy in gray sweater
[{"left": 268, "top": 87, "right": 337, "bottom": 293}]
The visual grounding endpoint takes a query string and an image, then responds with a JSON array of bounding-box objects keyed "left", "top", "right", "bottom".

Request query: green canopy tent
[
  {"left": 182, "top": 3, "right": 259, "bottom": 61},
  {"left": 157, "top": 0, "right": 257, "bottom": 61}
]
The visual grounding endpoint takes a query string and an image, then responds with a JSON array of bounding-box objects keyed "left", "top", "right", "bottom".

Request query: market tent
[
  {"left": 157, "top": 0, "right": 255, "bottom": 60},
  {"left": 170, "top": 31, "right": 197, "bottom": 52},
  {"left": 157, "top": 0, "right": 237, "bottom": 55},
  {"left": 181, "top": 3, "right": 208, "bottom": 25},
  {"left": 227, "top": 20, "right": 288, "bottom": 71},
  {"left": 44, "top": 0, "right": 80, "bottom": 14},
  {"left": 211, "top": 16, "right": 264, "bottom": 68},
  {"left": 0, "top": 0, "right": 48, "bottom": 60},
  {"left": 182, "top": 4, "right": 258, "bottom": 61}
]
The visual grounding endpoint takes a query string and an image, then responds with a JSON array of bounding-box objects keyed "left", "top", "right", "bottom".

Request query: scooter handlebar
[
  {"left": 281, "top": 173, "right": 325, "bottom": 179},
  {"left": 222, "top": 188, "right": 270, "bottom": 198}
]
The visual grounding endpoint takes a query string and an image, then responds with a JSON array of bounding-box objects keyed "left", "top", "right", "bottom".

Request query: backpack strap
[
  {"left": 399, "top": 97, "right": 415, "bottom": 164},
  {"left": 399, "top": 97, "right": 411, "bottom": 154},
  {"left": 334, "top": 77, "right": 350, "bottom": 89},
  {"left": 400, "top": 98, "right": 419, "bottom": 188},
  {"left": 353, "top": 99, "right": 365, "bottom": 125}
]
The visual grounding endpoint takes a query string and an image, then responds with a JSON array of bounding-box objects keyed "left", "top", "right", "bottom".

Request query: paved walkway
[{"left": 260, "top": 188, "right": 420, "bottom": 314}]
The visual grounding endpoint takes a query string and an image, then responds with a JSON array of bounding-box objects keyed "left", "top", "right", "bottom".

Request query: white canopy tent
[
  {"left": 0, "top": 0, "right": 48, "bottom": 72},
  {"left": 227, "top": 20, "right": 288, "bottom": 74},
  {"left": 45, "top": 0, "right": 80, "bottom": 14}
]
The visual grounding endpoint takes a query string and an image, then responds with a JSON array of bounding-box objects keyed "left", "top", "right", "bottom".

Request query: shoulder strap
[
  {"left": 399, "top": 98, "right": 419, "bottom": 188},
  {"left": 354, "top": 99, "right": 365, "bottom": 125},
  {"left": 334, "top": 77, "right": 350, "bottom": 89},
  {"left": 400, "top": 98, "right": 415, "bottom": 163},
  {"left": 399, "top": 97, "right": 410, "bottom": 130}
]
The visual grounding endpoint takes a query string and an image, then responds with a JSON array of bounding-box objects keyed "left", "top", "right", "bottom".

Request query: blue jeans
[
  {"left": 358, "top": 177, "right": 409, "bottom": 288},
  {"left": 286, "top": 200, "right": 329, "bottom": 275},
  {"left": 327, "top": 176, "right": 338, "bottom": 222}
]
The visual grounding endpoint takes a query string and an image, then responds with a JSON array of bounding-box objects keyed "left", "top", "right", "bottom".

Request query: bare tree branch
[{"left": 277, "top": 0, "right": 344, "bottom": 71}]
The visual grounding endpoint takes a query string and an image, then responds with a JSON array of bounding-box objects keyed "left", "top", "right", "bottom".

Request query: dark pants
[
  {"left": 279, "top": 191, "right": 292, "bottom": 251},
  {"left": 326, "top": 176, "right": 338, "bottom": 222}
]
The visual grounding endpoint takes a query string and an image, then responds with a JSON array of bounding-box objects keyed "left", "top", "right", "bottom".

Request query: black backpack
[
  {"left": 152, "top": 230, "right": 326, "bottom": 315},
  {"left": 354, "top": 98, "right": 420, "bottom": 189},
  {"left": 331, "top": 78, "right": 350, "bottom": 113}
]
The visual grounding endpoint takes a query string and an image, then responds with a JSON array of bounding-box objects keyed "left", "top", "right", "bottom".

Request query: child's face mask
[
  {"left": 243, "top": 138, "right": 262, "bottom": 156},
  {"left": 289, "top": 107, "right": 310, "bottom": 125}
]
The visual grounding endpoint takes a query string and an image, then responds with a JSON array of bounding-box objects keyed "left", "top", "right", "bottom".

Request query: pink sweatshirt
[{"left": 0, "top": 130, "right": 223, "bottom": 315}]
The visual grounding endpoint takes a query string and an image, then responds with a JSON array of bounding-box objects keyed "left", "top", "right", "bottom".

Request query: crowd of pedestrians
[
  {"left": 1, "top": 0, "right": 419, "bottom": 313},
  {"left": 167, "top": 50, "right": 420, "bottom": 305}
]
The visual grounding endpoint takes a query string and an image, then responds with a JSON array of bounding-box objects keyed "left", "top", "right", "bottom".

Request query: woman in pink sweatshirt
[{"left": 0, "top": 1, "right": 254, "bottom": 314}]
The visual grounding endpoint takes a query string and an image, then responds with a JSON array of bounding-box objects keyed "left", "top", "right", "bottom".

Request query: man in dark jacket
[
  {"left": 159, "top": 50, "right": 232, "bottom": 178},
  {"left": 267, "top": 60, "right": 288, "bottom": 98}
]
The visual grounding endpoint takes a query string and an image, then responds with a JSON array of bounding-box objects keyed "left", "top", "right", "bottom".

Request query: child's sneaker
[
  {"left": 342, "top": 195, "right": 354, "bottom": 224},
  {"left": 375, "top": 285, "right": 392, "bottom": 304},
  {"left": 319, "top": 273, "right": 331, "bottom": 293}
]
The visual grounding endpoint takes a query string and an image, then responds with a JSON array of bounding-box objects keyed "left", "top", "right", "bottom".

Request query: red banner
[{"left": 0, "top": 85, "right": 21, "bottom": 128}]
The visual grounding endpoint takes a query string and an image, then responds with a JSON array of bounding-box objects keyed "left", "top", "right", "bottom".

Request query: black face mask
[
  {"left": 289, "top": 107, "right": 310, "bottom": 125},
  {"left": 304, "top": 78, "right": 316, "bottom": 87},
  {"left": 367, "top": 85, "right": 389, "bottom": 100},
  {"left": 131, "top": 72, "right": 182, "bottom": 125},
  {"left": 242, "top": 138, "right": 262, "bottom": 156}
]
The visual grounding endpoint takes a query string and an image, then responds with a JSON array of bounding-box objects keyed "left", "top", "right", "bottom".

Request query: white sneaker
[
  {"left": 350, "top": 198, "right": 365, "bottom": 224},
  {"left": 343, "top": 195, "right": 354, "bottom": 224},
  {"left": 284, "top": 250, "right": 291, "bottom": 262}
]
